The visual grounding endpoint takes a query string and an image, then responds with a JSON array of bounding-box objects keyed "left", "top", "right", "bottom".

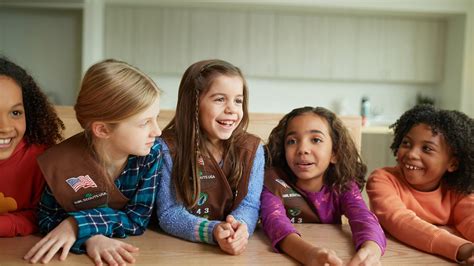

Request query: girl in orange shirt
[{"left": 367, "top": 104, "right": 473, "bottom": 264}]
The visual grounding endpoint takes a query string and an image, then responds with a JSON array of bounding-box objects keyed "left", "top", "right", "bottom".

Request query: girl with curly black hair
[
  {"left": 261, "top": 106, "right": 386, "bottom": 265},
  {"left": 0, "top": 57, "right": 63, "bottom": 237},
  {"left": 367, "top": 104, "right": 474, "bottom": 264}
]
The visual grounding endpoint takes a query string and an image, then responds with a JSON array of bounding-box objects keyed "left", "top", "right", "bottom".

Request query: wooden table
[{"left": 0, "top": 224, "right": 455, "bottom": 265}]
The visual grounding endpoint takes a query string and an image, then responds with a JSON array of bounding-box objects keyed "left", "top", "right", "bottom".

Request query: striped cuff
[{"left": 193, "top": 220, "right": 218, "bottom": 244}]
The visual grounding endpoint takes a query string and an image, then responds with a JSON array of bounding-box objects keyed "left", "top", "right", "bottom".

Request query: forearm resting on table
[{"left": 279, "top": 233, "right": 321, "bottom": 264}]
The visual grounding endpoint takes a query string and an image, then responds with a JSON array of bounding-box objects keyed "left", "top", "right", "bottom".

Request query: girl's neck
[
  {"left": 104, "top": 157, "right": 128, "bottom": 179},
  {"left": 93, "top": 140, "right": 128, "bottom": 179},
  {"left": 296, "top": 176, "right": 324, "bottom": 193},
  {"left": 204, "top": 139, "right": 224, "bottom": 163}
]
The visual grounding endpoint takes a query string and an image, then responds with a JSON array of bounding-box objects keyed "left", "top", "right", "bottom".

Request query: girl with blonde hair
[{"left": 24, "top": 59, "right": 163, "bottom": 265}]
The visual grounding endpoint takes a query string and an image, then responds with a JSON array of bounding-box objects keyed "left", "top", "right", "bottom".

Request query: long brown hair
[
  {"left": 164, "top": 59, "right": 249, "bottom": 207},
  {"left": 267, "top": 106, "right": 366, "bottom": 192},
  {"left": 74, "top": 59, "right": 161, "bottom": 170}
]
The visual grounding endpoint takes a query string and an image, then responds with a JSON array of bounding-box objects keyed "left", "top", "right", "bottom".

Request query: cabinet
[
  {"left": 104, "top": 5, "right": 446, "bottom": 83},
  {"left": 361, "top": 130, "right": 397, "bottom": 176},
  {"left": 247, "top": 12, "right": 276, "bottom": 76}
]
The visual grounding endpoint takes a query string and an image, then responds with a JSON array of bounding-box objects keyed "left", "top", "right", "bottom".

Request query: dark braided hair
[
  {"left": 390, "top": 104, "right": 473, "bottom": 194},
  {"left": 0, "top": 57, "right": 63, "bottom": 146}
]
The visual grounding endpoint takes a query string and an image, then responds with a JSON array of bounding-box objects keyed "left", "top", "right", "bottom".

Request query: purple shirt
[{"left": 260, "top": 181, "right": 386, "bottom": 253}]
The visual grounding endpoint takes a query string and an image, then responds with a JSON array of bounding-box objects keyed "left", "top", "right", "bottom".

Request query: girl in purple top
[{"left": 261, "top": 106, "right": 386, "bottom": 265}]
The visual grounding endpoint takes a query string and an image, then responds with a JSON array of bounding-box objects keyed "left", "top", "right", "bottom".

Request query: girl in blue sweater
[{"left": 156, "top": 59, "right": 264, "bottom": 255}]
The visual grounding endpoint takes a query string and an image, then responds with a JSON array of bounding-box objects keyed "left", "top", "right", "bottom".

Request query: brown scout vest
[
  {"left": 37, "top": 133, "right": 128, "bottom": 212},
  {"left": 264, "top": 167, "right": 320, "bottom": 223},
  {"left": 161, "top": 130, "right": 260, "bottom": 221}
]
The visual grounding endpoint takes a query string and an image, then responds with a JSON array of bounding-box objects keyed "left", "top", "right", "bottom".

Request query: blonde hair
[
  {"left": 75, "top": 59, "right": 160, "bottom": 130},
  {"left": 74, "top": 59, "right": 161, "bottom": 172}
]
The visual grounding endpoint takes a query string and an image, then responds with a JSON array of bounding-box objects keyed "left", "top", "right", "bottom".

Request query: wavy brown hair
[
  {"left": 267, "top": 106, "right": 367, "bottom": 192},
  {"left": 390, "top": 104, "right": 473, "bottom": 194},
  {"left": 164, "top": 59, "right": 249, "bottom": 207},
  {"left": 0, "top": 57, "right": 63, "bottom": 146}
]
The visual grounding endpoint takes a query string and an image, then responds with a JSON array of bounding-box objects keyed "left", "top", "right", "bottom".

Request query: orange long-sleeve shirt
[{"left": 366, "top": 166, "right": 473, "bottom": 261}]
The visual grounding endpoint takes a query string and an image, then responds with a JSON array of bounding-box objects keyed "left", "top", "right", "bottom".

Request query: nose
[
  {"left": 225, "top": 102, "right": 238, "bottom": 114},
  {"left": 406, "top": 147, "right": 420, "bottom": 160},
  {"left": 296, "top": 141, "right": 310, "bottom": 155},
  {"left": 0, "top": 114, "right": 13, "bottom": 133},
  {"left": 151, "top": 119, "right": 162, "bottom": 137}
]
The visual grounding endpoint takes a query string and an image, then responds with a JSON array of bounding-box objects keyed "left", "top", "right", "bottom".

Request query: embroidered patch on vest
[
  {"left": 200, "top": 174, "right": 216, "bottom": 180},
  {"left": 198, "top": 156, "right": 205, "bottom": 166},
  {"left": 288, "top": 207, "right": 301, "bottom": 217},
  {"left": 65, "top": 175, "right": 97, "bottom": 192},
  {"left": 73, "top": 191, "right": 107, "bottom": 206},
  {"left": 197, "top": 192, "right": 208, "bottom": 206},
  {"left": 283, "top": 188, "right": 301, "bottom": 198}
]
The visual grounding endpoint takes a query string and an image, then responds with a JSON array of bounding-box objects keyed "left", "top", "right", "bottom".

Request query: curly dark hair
[
  {"left": 0, "top": 57, "right": 63, "bottom": 146},
  {"left": 266, "top": 106, "right": 367, "bottom": 192},
  {"left": 390, "top": 104, "right": 473, "bottom": 194}
]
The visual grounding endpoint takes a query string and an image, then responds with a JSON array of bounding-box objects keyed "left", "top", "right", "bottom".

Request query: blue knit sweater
[{"left": 155, "top": 137, "right": 264, "bottom": 244}]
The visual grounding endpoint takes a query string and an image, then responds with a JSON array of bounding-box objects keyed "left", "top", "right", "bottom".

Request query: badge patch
[
  {"left": 66, "top": 175, "right": 97, "bottom": 192},
  {"left": 198, "top": 156, "right": 205, "bottom": 166},
  {"left": 197, "top": 192, "right": 208, "bottom": 206},
  {"left": 288, "top": 208, "right": 301, "bottom": 217},
  {"left": 73, "top": 191, "right": 107, "bottom": 206},
  {"left": 200, "top": 174, "right": 215, "bottom": 180}
]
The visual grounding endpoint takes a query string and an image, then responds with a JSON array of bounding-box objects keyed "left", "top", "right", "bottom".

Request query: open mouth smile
[{"left": 404, "top": 163, "right": 423, "bottom": 170}]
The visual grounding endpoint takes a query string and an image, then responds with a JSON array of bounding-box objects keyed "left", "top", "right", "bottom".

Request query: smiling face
[
  {"left": 104, "top": 97, "right": 162, "bottom": 160},
  {"left": 0, "top": 76, "right": 26, "bottom": 160},
  {"left": 284, "top": 113, "right": 336, "bottom": 192},
  {"left": 198, "top": 75, "right": 244, "bottom": 145},
  {"left": 396, "top": 123, "right": 458, "bottom": 192}
]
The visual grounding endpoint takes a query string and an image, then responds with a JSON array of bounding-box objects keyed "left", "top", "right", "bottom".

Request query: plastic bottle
[{"left": 361, "top": 96, "right": 370, "bottom": 126}]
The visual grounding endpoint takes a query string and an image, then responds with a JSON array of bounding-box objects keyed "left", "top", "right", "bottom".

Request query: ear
[
  {"left": 330, "top": 152, "right": 337, "bottom": 164},
  {"left": 90, "top": 121, "right": 111, "bottom": 139},
  {"left": 447, "top": 157, "right": 459, "bottom": 172}
]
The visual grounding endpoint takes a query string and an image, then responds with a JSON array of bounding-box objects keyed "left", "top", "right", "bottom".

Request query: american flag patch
[
  {"left": 65, "top": 175, "right": 97, "bottom": 192},
  {"left": 197, "top": 156, "right": 204, "bottom": 166}
]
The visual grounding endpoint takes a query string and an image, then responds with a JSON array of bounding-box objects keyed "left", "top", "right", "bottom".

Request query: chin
[
  {"left": 134, "top": 149, "right": 151, "bottom": 156},
  {"left": 216, "top": 133, "right": 233, "bottom": 140}
]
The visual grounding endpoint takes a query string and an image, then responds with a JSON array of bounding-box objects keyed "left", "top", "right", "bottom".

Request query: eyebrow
[
  {"left": 423, "top": 140, "right": 439, "bottom": 147},
  {"left": 11, "top": 103, "right": 24, "bottom": 108},
  {"left": 208, "top": 93, "right": 244, "bottom": 98},
  {"left": 286, "top": 129, "right": 325, "bottom": 137},
  {"left": 404, "top": 135, "right": 440, "bottom": 147}
]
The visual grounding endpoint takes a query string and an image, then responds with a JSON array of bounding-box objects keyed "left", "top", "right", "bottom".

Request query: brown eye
[
  {"left": 214, "top": 97, "right": 225, "bottom": 102},
  {"left": 423, "top": 146, "right": 433, "bottom": 152},
  {"left": 400, "top": 140, "right": 411, "bottom": 147},
  {"left": 11, "top": 110, "right": 23, "bottom": 118}
]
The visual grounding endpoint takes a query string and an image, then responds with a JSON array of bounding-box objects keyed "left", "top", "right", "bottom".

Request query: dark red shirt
[{"left": 0, "top": 139, "right": 46, "bottom": 236}]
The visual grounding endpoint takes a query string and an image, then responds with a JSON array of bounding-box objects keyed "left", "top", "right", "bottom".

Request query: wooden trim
[{"left": 55, "top": 105, "right": 361, "bottom": 151}]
